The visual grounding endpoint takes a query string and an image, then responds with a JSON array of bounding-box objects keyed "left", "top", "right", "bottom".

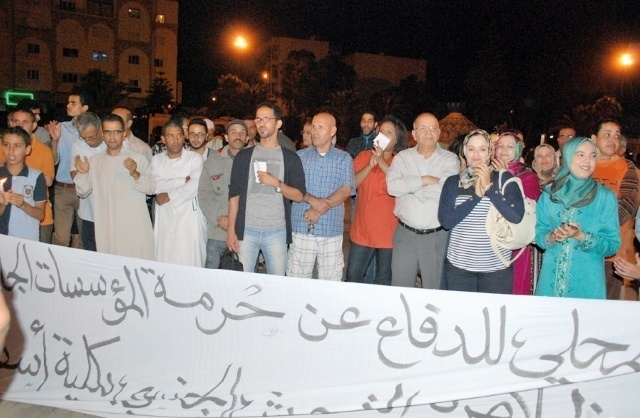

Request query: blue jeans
[
  {"left": 345, "top": 242, "right": 392, "bottom": 285},
  {"left": 205, "top": 239, "right": 228, "bottom": 269},
  {"left": 239, "top": 227, "right": 287, "bottom": 276}
]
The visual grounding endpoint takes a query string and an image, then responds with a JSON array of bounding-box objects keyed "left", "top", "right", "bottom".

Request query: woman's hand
[
  {"left": 473, "top": 164, "right": 491, "bottom": 197},
  {"left": 552, "top": 222, "right": 584, "bottom": 242},
  {"left": 614, "top": 254, "right": 640, "bottom": 279},
  {"left": 491, "top": 159, "right": 509, "bottom": 171}
]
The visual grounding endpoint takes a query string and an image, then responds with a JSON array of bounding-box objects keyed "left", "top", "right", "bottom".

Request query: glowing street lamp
[
  {"left": 261, "top": 71, "right": 269, "bottom": 81},
  {"left": 620, "top": 53, "right": 634, "bottom": 67},
  {"left": 233, "top": 36, "right": 248, "bottom": 51}
]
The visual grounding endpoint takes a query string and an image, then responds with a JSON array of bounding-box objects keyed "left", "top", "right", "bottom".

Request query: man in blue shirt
[
  {"left": 46, "top": 89, "right": 92, "bottom": 248},
  {"left": 287, "top": 112, "right": 355, "bottom": 280}
]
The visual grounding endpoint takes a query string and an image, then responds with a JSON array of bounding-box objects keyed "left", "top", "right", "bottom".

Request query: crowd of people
[{"left": 2, "top": 89, "right": 639, "bottom": 301}]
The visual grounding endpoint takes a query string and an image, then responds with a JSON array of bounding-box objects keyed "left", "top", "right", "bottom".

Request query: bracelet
[{"left": 18, "top": 202, "right": 24, "bottom": 208}]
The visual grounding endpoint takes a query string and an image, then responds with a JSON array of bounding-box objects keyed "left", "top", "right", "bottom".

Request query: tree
[
  {"left": 146, "top": 77, "right": 174, "bottom": 114},
  {"left": 211, "top": 73, "right": 267, "bottom": 118},
  {"left": 569, "top": 96, "right": 623, "bottom": 135},
  {"left": 280, "top": 50, "right": 318, "bottom": 117},
  {"left": 78, "top": 69, "right": 127, "bottom": 115}
]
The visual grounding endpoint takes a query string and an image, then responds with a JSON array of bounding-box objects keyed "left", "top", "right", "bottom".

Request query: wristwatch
[{"left": 275, "top": 180, "right": 282, "bottom": 193}]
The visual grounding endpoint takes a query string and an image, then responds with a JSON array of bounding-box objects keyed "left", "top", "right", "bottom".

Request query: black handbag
[{"left": 218, "top": 249, "right": 244, "bottom": 271}]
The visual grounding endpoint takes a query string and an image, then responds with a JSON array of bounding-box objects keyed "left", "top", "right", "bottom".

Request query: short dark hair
[
  {"left": 256, "top": 102, "right": 282, "bottom": 120},
  {"left": 102, "top": 113, "right": 125, "bottom": 131},
  {"left": 2, "top": 127, "right": 31, "bottom": 147},
  {"left": 162, "top": 120, "right": 183, "bottom": 136},
  {"left": 16, "top": 98, "right": 41, "bottom": 112},
  {"left": 380, "top": 115, "right": 408, "bottom": 153},
  {"left": 593, "top": 119, "right": 621, "bottom": 136},
  {"left": 361, "top": 110, "right": 378, "bottom": 122},
  {"left": 169, "top": 112, "right": 189, "bottom": 125},
  {"left": 188, "top": 118, "right": 207, "bottom": 131},
  {"left": 70, "top": 87, "right": 93, "bottom": 110}
]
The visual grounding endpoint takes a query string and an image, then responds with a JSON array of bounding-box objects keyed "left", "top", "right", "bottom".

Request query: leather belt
[
  {"left": 399, "top": 220, "right": 443, "bottom": 235},
  {"left": 54, "top": 181, "right": 75, "bottom": 189}
]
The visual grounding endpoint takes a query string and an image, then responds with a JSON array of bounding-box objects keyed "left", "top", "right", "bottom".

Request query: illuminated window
[
  {"left": 27, "top": 69, "right": 40, "bottom": 80},
  {"left": 128, "top": 8, "right": 140, "bottom": 18},
  {"left": 63, "top": 48, "right": 79, "bottom": 58},
  {"left": 28, "top": 43, "right": 40, "bottom": 54},
  {"left": 128, "top": 55, "right": 140, "bottom": 65},
  {"left": 155, "top": 14, "right": 165, "bottom": 23},
  {"left": 93, "top": 51, "right": 108, "bottom": 61}
]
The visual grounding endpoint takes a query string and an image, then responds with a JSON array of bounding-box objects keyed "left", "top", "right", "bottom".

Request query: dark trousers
[
  {"left": 81, "top": 219, "right": 97, "bottom": 252},
  {"left": 444, "top": 258, "right": 513, "bottom": 294}
]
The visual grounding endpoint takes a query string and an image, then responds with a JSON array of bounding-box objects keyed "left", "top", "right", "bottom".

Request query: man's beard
[{"left": 190, "top": 141, "right": 206, "bottom": 150}]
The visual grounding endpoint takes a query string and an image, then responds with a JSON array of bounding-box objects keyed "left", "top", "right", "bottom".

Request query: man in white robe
[
  {"left": 74, "top": 114, "right": 155, "bottom": 260},
  {"left": 151, "top": 121, "right": 207, "bottom": 267}
]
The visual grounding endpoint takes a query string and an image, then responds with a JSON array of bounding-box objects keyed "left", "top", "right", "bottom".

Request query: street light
[
  {"left": 620, "top": 53, "right": 634, "bottom": 67},
  {"left": 234, "top": 36, "right": 248, "bottom": 51}
]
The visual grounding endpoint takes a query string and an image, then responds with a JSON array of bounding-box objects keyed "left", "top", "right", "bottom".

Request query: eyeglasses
[
  {"left": 255, "top": 116, "right": 278, "bottom": 124},
  {"left": 103, "top": 130, "right": 123, "bottom": 136},
  {"left": 188, "top": 132, "right": 207, "bottom": 139},
  {"left": 414, "top": 125, "right": 439, "bottom": 133}
]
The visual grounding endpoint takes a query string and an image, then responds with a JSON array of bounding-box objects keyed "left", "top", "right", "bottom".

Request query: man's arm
[
  {"left": 226, "top": 196, "right": 240, "bottom": 253},
  {"left": 617, "top": 162, "right": 640, "bottom": 226}
]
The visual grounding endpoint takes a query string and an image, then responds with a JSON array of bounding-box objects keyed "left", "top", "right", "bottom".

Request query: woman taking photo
[
  {"left": 346, "top": 115, "right": 408, "bottom": 285},
  {"left": 493, "top": 131, "right": 541, "bottom": 294},
  {"left": 535, "top": 137, "right": 620, "bottom": 299},
  {"left": 439, "top": 130, "right": 524, "bottom": 293}
]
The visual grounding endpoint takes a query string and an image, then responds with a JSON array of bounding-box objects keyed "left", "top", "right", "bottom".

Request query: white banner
[{"left": 0, "top": 234, "right": 639, "bottom": 417}]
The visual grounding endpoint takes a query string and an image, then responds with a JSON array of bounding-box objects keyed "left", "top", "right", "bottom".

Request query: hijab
[
  {"left": 495, "top": 132, "right": 526, "bottom": 176},
  {"left": 532, "top": 143, "right": 559, "bottom": 188},
  {"left": 549, "top": 137, "right": 598, "bottom": 208},
  {"left": 459, "top": 129, "right": 491, "bottom": 189}
]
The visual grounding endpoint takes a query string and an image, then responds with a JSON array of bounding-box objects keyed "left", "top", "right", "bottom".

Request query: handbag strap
[
  {"left": 490, "top": 236, "right": 527, "bottom": 267},
  {"left": 491, "top": 169, "right": 528, "bottom": 267}
]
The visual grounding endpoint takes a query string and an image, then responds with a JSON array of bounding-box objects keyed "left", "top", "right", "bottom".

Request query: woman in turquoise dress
[{"left": 535, "top": 137, "right": 621, "bottom": 299}]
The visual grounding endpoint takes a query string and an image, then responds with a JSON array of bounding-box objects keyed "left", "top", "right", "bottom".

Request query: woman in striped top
[{"left": 438, "top": 130, "right": 525, "bottom": 293}]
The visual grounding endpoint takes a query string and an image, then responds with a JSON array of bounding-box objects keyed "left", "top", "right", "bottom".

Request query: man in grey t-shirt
[{"left": 226, "top": 102, "right": 306, "bottom": 275}]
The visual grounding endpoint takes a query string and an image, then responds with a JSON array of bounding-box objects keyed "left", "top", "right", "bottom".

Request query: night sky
[{"left": 178, "top": 0, "right": 639, "bottom": 117}]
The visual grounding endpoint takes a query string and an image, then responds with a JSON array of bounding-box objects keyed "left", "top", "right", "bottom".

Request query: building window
[
  {"left": 27, "top": 69, "right": 40, "bottom": 80},
  {"left": 93, "top": 51, "right": 108, "bottom": 61},
  {"left": 127, "top": 79, "right": 141, "bottom": 93},
  {"left": 155, "top": 14, "right": 165, "bottom": 23},
  {"left": 27, "top": 43, "right": 40, "bottom": 54},
  {"left": 62, "top": 73, "right": 79, "bottom": 83},
  {"left": 58, "top": 1, "right": 76, "bottom": 11},
  {"left": 63, "top": 48, "right": 79, "bottom": 58},
  {"left": 154, "top": 58, "right": 164, "bottom": 68},
  {"left": 128, "top": 8, "right": 140, "bottom": 18},
  {"left": 87, "top": 0, "right": 113, "bottom": 17},
  {"left": 128, "top": 55, "right": 140, "bottom": 65}
]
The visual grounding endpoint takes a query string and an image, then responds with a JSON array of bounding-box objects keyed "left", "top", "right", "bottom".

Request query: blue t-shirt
[{"left": 0, "top": 164, "right": 46, "bottom": 241}]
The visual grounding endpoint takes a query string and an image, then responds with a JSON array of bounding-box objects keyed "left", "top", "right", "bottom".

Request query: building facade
[{"left": 1, "top": 0, "right": 178, "bottom": 107}]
